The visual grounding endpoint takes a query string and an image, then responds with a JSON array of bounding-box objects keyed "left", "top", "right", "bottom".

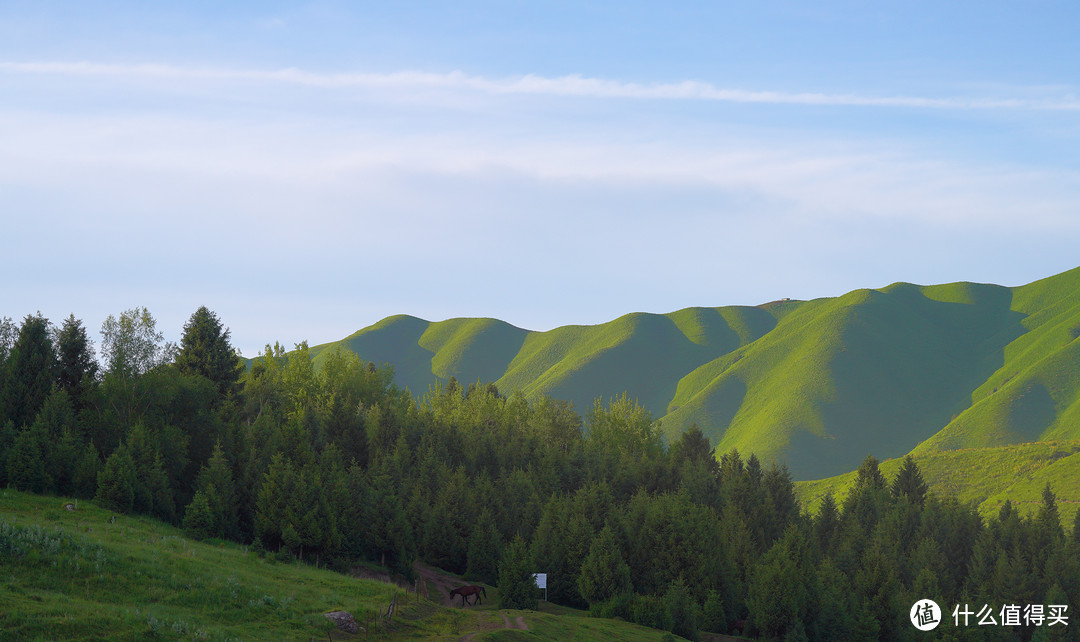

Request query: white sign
[{"left": 533, "top": 573, "right": 547, "bottom": 589}]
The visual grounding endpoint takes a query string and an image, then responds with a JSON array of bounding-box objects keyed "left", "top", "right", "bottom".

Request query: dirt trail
[
  {"left": 413, "top": 561, "right": 460, "bottom": 607},
  {"left": 409, "top": 562, "right": 528, "bottom": 640}
]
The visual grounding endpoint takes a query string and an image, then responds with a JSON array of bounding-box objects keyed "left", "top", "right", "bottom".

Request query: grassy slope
[
  {"left": 665, "top": 281, "right": 1027, "bottom": 479},
  {"left": 308, "top": 306, "right": 774, "bottom": 417},
  {"left": 0, "top": 490, "right": 675, "bottom": 641},
  {"left": 794, "top": 440, "right": 1080, "bottom": 526},
  {"left": 304, "top": 266, "right": 1080, "bottom": 482},
  {"left": 914, "top": 266, "right": 1080, "bottom": 452}
]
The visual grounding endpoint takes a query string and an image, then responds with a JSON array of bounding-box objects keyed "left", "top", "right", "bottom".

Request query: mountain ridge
[{"left": 306, "top": 266, "right": 1080, "bottom": 480}]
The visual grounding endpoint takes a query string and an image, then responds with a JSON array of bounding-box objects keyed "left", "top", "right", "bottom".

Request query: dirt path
[
  {"left": 498, "top": 613, "right": 528, "bottom": 630},
  {"left": 413, "top": 561, "right": 460, "bottom": 607}
]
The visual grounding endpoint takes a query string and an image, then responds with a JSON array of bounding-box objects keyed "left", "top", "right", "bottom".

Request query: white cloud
[{"left": 3, "top": 60, "right": 1080, "bottom": 111}]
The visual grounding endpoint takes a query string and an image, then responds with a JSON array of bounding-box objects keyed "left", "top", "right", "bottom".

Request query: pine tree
[
  {"left": 577, "top": 525, "right": 632, "bottom": 605},
  {"left": 890, "top": 455, "right": 928, "bottom": 506},
  {"left": 195, "top": 442, "right": 239, "bottom": 539},
  {"left": 465, "top": 508, "right": 501, "bottom": 586},
  {"left": 73, "top": 442, "right": 102, "bottom": 498},
  {"left": 183, "top": 490, "right": 215, "bottom": 540},
  {"left": 96, "top": 445, "right": 136, "bottom": 513},
  {"left": 55, "top": 314, "right": 98, "bottom": 411},
  {"left": 498, "top": 535, "right": 538, "bottom": 610},
  {"left": 6, "top": 423, "right": 51, "bottom": 492},
  {"left": 2, "top": 313, "right": 56, "bottom": 429},
  {"left": 665, "top": 576, "right": 700, "bottom": 641},
  {"left": 174, "top": 307, "right": 241, "bottom": 399}
]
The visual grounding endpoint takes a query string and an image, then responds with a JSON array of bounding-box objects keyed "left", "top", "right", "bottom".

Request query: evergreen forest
[{"left": 1, "top": 307, "right": 1078, "bottom": 641}]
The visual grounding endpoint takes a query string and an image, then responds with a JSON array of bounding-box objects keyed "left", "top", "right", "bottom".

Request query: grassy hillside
[
  {"left": 304, "top": 265, "right": 1080, "bottom": 480},
  {"left": 308, "top": 306, "right": 774, "bottom": 416},
  {"left": 795, "top": 439, "right": 1080, "bottom": 526},
  {"left": 0, "top": 490, "right": 678, "bottom": 641}
]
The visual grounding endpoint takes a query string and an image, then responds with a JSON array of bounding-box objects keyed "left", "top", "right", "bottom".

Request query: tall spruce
[
  {"left": 175, "top": 306, "right": 241, "bottom": 399},
  {"left": 2, "top": 313, "right": 56, "bottom": 429},
  {"left": 498, "top": 535, "right": 538, "bottom": 610},
  {"left": 55, "top": 314, "right": 98, "bottom": 411},
  {"left": 889, "top": 455, "right": 928, "bottom": 506},
  {"left": 578, "top": 524, "right": 632, "bottom": 605}
]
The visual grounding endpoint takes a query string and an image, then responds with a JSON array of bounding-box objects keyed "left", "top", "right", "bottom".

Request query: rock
[{"left": 324, "top": 610, "right": 359, "bottom": 634}]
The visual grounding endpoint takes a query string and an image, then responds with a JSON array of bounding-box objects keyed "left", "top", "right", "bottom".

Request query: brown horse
[{"left": 449, "top": 585, "right": 486, "bottom": 606}]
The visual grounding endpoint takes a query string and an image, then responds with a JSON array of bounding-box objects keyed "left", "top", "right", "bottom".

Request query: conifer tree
[
  {"left": 73, "top": 442, "right": 102, "bottom": 498},
  {"left": 890, "top": 455, "right": 928, "bottom": 506},
  {"left": 183, "top": 490, "right": 215, "bottom": 540},
  {"left": 55, "top": 314, "right": 98, "bottom": 411},
  {"left": 96, "top": 445, "right": 137, "bottom": 513},
  {"left": 498, "top": 535, "right": 538, "bottom": 610},
  {"left": 195, "top": 442, "right": 239, "bottom": 539},
  {"left": 465, "top": 508, "right": 501, "bottom": 586},
  {"left": 665, "top": 576, "right": 700, "bottom": 641},
  {"left": 6, "top": 423, "right": 51, "bottom": 492},
  {"left": 175, "top": 306, "right": 241, "bottom": 399},
  {"left": 2, "top": 313, "right": 56, "bottom": 429},
  {"left": 577, "top": 525, "right": 632, "bottom": 605}
]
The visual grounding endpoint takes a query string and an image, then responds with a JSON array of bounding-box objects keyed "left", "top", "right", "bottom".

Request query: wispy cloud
[{"left": 3, "top": 60, "right": 1079, "bottom": 112}]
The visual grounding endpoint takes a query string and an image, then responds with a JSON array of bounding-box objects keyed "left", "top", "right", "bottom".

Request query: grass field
[{"left": 0, "top": 490, "right": 679, "bottom": 641}]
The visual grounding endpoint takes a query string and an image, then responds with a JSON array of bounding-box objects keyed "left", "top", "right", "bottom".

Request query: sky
[{"left": 3, "top": 1, "right": 1079, "bottom": 357}]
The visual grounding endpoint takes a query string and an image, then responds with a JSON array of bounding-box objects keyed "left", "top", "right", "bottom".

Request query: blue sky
[{"left": 3, "top": 2, "right": 1079, "bottom": 356}]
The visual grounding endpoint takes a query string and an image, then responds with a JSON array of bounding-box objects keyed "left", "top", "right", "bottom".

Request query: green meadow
[{"left": 0, "top": 490, "right": 677, "bottom": 641}]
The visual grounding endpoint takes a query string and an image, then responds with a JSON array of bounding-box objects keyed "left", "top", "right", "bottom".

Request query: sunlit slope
[
  {"left": 306, "top": 266, "right": 1080, "bottom": 481},
  {"left": 666, "top": 282, "right": 1026, "bottom": 479},
  {"left": 794, "top": 440, "right": 1080, "bottom": 526},
  {"left": 309, "top": 306, "right": 773, "bottom": 413},
  {"left": 914, "top": 266, "right": 1080, "bottom": 452},
  {"left": 496, "top": 306, "right": 775, "bottom": 415}
]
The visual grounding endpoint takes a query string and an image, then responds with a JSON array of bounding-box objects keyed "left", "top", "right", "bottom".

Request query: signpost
[{"left": 533, "top": 573, "right": 547, "bottom": 601}]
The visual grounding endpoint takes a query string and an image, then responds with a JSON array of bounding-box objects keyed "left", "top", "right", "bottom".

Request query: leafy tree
[
  {"left": 0, "top": 316, "right": 16, "bottom": 364},
  {"left": 585, "top": 393, "right": 662, "bottom": 458},
  {"left": 174, "top": 306, "right": 241, "bottom": 399},
  {"left": 100, "top": 307, "right": 173, "bottom": 380},
  {"left": 701, "top": 589, "right": 727, "bottom": 635},
  {"left": 498, "top": 535, "right": 538, "bottom": 610},
  {"left": 578, "top": 525, "right": 632, "bottom": 605}
]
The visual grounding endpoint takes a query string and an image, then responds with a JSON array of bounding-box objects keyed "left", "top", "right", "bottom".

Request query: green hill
[
  {"left": 0, "top": 490, "right": 676, "bottom": 641},
  {"left": 307, "top": 265, "right": 1080, "bottom": 480}
]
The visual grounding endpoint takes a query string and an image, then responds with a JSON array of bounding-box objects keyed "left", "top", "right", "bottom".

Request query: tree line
[{"left": 1, "top": 308, "right": 1078, "bottom": 641}]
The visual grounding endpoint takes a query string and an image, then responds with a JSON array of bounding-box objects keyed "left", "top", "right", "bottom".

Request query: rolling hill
[{"left": 306, "top": 266, "right": 1080, "bottom": 480}]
